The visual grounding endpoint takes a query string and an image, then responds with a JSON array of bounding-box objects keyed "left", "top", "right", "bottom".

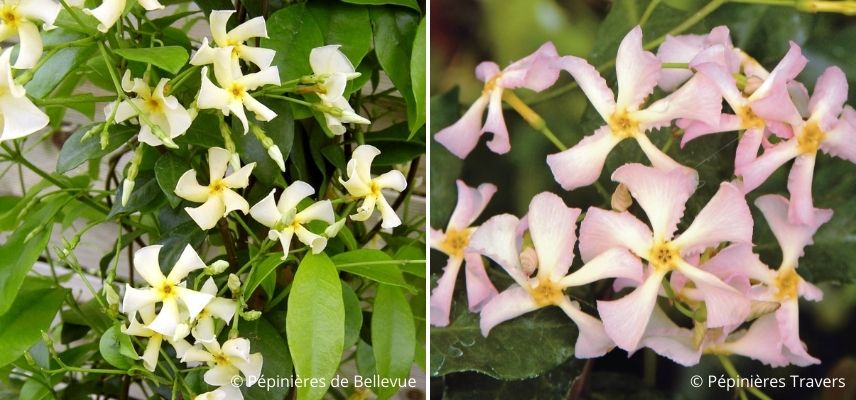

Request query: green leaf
[
  {"left": 98, "top": 324, "right": 138, "bottom": 370},
  {"left": 371, "top": 7, "right": 421, "bottom": 133},
  {"left": 243, "top": 255, "right": 283, "bottom": 299},
  {"left": 342, "top": 0, "right": 421, "bottom": 12},
  {"left": 108, "top": 173, "right": 165, "bottom": 218},
  {"left": 236, "top": 100, "right": 294, "bottom": 186},
  {"left": 0, "top": 198, "right": 66, "bottom": 315},
  {"left": 342, "top": 284, "right": 363, "bottom": 349},
  {"left": 156, "top": 220, "right": 207, "bottom": 268},
  {"left": 286, "top": 253, "right": 345, "bottom": 400},
  {"left": 154, "top": 154, "right": 188, "bottom": 208},
  {"left": 241, "top": 318, "right": 293, "bottom": 400},
  {"left": 429, "top": 88, "right": 464, "bottom": 228},
  {"left": 393, "top": 245, "right": 426, "bottom": 278},
  {"left": 331, "top": 249, "right": 414, "bottom": 291},
  {"left": 409, "top": 17, "right": 426, "bottom": 138},
  {"left": 264, "top": 4, "right": 325, "bottom": 81},
  {"left": 307, "top": 1, "right": 372, "bottom": 66},
  {"left": 57, "top": 124, "right": 136, "bottom": 174},
  {"left": 430, "top": 305, "right": 577, "bottom": 380},
  {"left": 18, "top": 377, "right": 54, "bottom": 400},
  {"left": 25, "top": 29, "right": 96, "bottom": 99},
  {"left": 112, "top": 46, "right": 190, "bottom": 74},
  {"left": 371, "top": 284, "right": 416, "bottom": 399},
  {"left": 0, "top": 287, "right": 68, "bottom": 367},
  {"left": 441, "top": 359, "right": 583, "bottom": 400},
  {"left": 368, "top": 139, "right": 424, "bottom": 166}
]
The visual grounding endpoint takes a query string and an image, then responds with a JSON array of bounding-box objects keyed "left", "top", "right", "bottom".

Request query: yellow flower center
[
  {"left": 774, "top": 268, "right": 799, "bottom": 300},
  {"left": 440, "top": 229, "right": 471, "bottom": 258},
  {"left": 209, "top": 179, "right": 226, "bottom": 194},
  {"left": 649, "top": 241, "right": 680, "bottom": 273},
  {"left": 143, "top": 96, "right": 163, "bottom": 112},
  {"left": 157, "top": 281, "right": 176, "bottom": 300},
  {"left": 482, "top": 73, "right": 502, "bottom": 96},
  {"left": 226, "top": 39, "right": 242, "bottom": 57},
  {"left": 609, "top": 108, "right": 640, "bottom": 139},
  {"left": 1, "top": 6, "right": 20, "bottom": 27},
  {"left": 228, "top": 83, "right": 245, "bottom": 100},
  {"left": 213, "top": 352, "right": 229, "bottom": 366},
  {"left": 737, "top": 106, "right": 764, "bottom": 130},
  {"left": 797, "top": 121, "right": 825, "bottom": 154},
  {"left": 369, "top": 180, "right": 381, "bottom": 197},
  {"left": 530, "top": 278, "right": 564, "bottom": 306}
]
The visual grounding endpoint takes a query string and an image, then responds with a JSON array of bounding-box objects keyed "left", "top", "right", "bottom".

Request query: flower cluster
[{"left": 432, "top": 25, "right": 854, "bottom": 368}]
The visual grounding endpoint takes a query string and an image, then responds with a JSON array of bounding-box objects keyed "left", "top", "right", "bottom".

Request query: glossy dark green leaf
[
  {"left": 113, "top": 46, "right": 189, "bottom": 74},
  {"left": 0, "top": 287, "right": 68, "bottom": 367},
  {"left": 243, "top": 255, "right": 283, "bottom": 299},
  {"left": 331, "top": 249, "right": 414, "bottom": 291},
  {"left": 307, "top": 1, "right": 372, "bottom": 65},
  {"left": 342, "top": 0, "right": 420, "bottom": 12},
  {"left": 236, "top": 99, "right": 294, "bottom": 186},
  {"left": 156, "top": 220, "right": 207, "bottom": 269},
  {"left": 25, "top": 29, "right": 96, "bottom": 99},
  {"left": 372, "top": 284, "right": 415, "bottom": 399},
  {"left": 371, "top": 7, "right": 420, "bottom": 133},
  {"left": 286, "top": 253, "right": 344, "bottom": 400},
  {"left": 241, "top": 318, "right": 293, "bottom": 400},
  {"left": 441, "top": 359, "right": 583, "bottom": 400},
  {"left": 108, "top": 173, "right": 165, "bottom": 218},
  {"left": 56, "top": 124, "right": 136, "bottom": 174},
  {"left": 264, "top": 4, "right": 325, "bottom": 81},
  {"left": 154, "top": 154, "right": 188, "bottom": 208},
  {"left": 342, "top": 284, "right": 363, "bottom": 349},
  {"left": 410, "top": 17, "right": 426, "bottom": 138},
  {"left": 98, "top": 324, "right": 138, "bottom": 370}
]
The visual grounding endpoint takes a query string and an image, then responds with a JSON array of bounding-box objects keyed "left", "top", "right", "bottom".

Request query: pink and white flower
[
  {"left": 580, "top": 163, "right": 753, "bottom": 352},
  {"left": 655, "top": 26, "right": 740, "bottom": 92},
  {"left": 429, "top": 180, "right": 499, "bottom": 327},
  {"left": 547, "top": 26, "right": 721, "bottom": 191},
  {"left": 736, "top": 66, "right": 856, "bottom": 224},
  {"left": 469, "top": 192, "right": 643, "bottom": 358},
  {"left": 434, "top": 42, "right": 560, "bottom": 158}
]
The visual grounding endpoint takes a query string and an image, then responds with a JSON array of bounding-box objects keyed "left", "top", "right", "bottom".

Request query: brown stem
[
  {"left": 219, "top": 219, "right": 239, "bottom": 268},
  {"left": 568, "top": 359, "right": 594, "bottom": 400}
]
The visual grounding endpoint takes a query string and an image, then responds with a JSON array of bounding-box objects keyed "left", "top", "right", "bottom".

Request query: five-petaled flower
[
  {"left": 175, "top": 147, "right": 256, "bottom": 230},
  {"left": 110, "top": 70, "right": 193, "bottom": 147},
  {"left": 122, "top": 245, "right": 214, "bottom": 340},
  {"left": 122, "top": 304, "right": 193, "bottom": 371},
  {"left": 309, "top": 45, "right": 370, "bottom": 135},
  {"left": 181, "top": 337, "right": 263, "bottom": 400},
  {"left": 470, "top": 191, "right": 644, "bottom": 358},
  {"left": 190, "top": 9, "right": 275, "bottom": 71},
  {"left": 0, "top": 0, "right": 60, "bottom": 68},
  {"left": 250, "top": 180, "right": 337, "bottom": 259},
  {"left": 339, "top": 144, "right": 407, "bottom": 229},
  {"left": 190, "top": 278, "right": 238, "bottom": 344}
]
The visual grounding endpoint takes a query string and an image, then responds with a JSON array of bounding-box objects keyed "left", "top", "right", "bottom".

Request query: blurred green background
[{"left": 429, "top": 0, "right": 856, "bottom": 399}]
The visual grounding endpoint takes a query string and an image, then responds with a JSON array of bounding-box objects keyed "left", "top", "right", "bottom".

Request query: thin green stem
[
  {"left": 718, "top": 355, "right": 773, "bottom": 400},
  {"left": 262, "top": 93, "right": 315, "bottom": 107},
  {"left": 58, "top": 0, "right": 90, "bottom": 32},
  {"left": 34, "top": 95, "right": 117, "bottom": 107},
  {"left": 661, "top": 62, "right": 690, "bottom": 69},
  {"left": 639, "top": 0, "right": 662, "bottom": 27}
]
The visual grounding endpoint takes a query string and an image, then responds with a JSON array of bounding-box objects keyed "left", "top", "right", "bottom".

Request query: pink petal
[
  {"left": 820, "top": 105, "right": 856, "bottom": 163},
  {"left": 752, "top": 42, "right": 808, "bottom": 101},
  {"left": 679, "top": 114, "right": 741, "bottom": 148},
  {"left": 434, "top": 96, "right": 489, "bottom": 159},
  {"left": 469, "top": 214, "right": 529, "bottom": 287},
  {"left": 656, "top": 32, "right": 705, "bottom": 91},
  {"left": 755, "top": 194, "right": 833, "bottom": 268},
  {"left": 636, "top": 74, "right": 722, "bottom": 129},
  {"left": 737, "top": 139, "right": 800, "bottom": 193},
  {"left": 579, "top": 207, "right": 653, "bottom": 262},
  {"left": 787, "top": 154, "right": 817, "bottom": 225},
  {"left": 429, "top": 256, "right": 463, "bottom": 327},
  {"left": 527, "top": 192, "right": 580, "bottom": 279},
  {"left": 612, "top": 163, "right": 697, "bottom": 241},
  {"left": 776, "top": 299, "right": 820, "bottom": 366},
  {"left": 615, "top": 26, "right": 661, "bottom": 109},
  {"left": 638, "top": 306, "right": 701, "bottom": 366},
  {"left": 676, "top": 261, "right": 750, "bottom": 327},
  {"left": 634, "top": 133, "right": 686, "bottom": 171},
  {"left": 482, "top": 88, "right": 510, "bottom": 154},
  {"left": 546, "top": 126, "right": 621, "bottom": 191},
  {"left": 447, "top": 180, "right": 497, "bottom": 231},
  {"left": 464, "top": 253, "right": 499, "bottom": 311},
  {"left": 559, "top": 248, "right": 644, "bottom": 288},
  {"left": 700, "top": 244, "right": 773, "bottom": 285},
  {"left": 692, "top": 61, "right": 745, "bottom": 110},
  {"left": 475, "top": 61, "right": 500, "bottom": 82},
  {"left": 597, "top": 270, "right": 666, "bottom": 351},
  {"left": 501, "top": 42, "right": 561, "bottom": 92},
  {"left": 479, "top": 285, "right": 540, "bottom": 336},
  {"left": 553, "top": 56, "right": 615, "bottom": 120},
  {"left": 674, "top": 182, "right": 753, "bottom": 253},
  {"left": 734, "top": 127, "right": 764, "bottom": 169},
  {"left": 718, "top": 314, "right": 788, "bottom": 367},
  {"left": 557, "top": 299, "right": 614, "bottom": 358},
  {"left": 798, "top": 278, "right": 823, "bottom": 302},
  {"left": 749, "top": 83, "right": 804, "bottom": 127},
  {"left": 808, "top": 66, "right": 848, "bottom": 131}
]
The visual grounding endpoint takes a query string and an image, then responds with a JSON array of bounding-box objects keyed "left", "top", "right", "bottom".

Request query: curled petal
[
  {"left": 578, "top": 207, "right": 653, "bottom": 262},
  {"left": 547, "top": 126, "right": 621, "bottom": 191},
  {"left": 479, "top": 285, "right": 540, "bottom": 336},
  {"left": 310, "top": 45, "right": 355, "bottom": 75},
  {"left": 375, "top": 194, "right": 402, "bottom": 229},
  {"left": 674, "top": 182, "right": 753, "bottom": 253},
  {"left": 612, "top": 163, "right": 697, "bottom": 242},
  {"left": 560, "top": 248, "right": 644, "bottom": 288},
  {"left": 168, "top": 245, "right": 206, "bottom": 282},
  {"left": 249, "top": 190, "right": 281, "bottom": 228},
  {"left": 243, "top": 95, "right": 277, "bottom": 122},
  {"left": 820, "top": 106, "right": 856, "bottom": 163},
  {"left": 13, "top": 22, "right": 43, "bottom": 69},
  {"left": 481, "top": 88, "right": 510, "bottom": 154},
  {"left": 429, "top": 256, "right": 463, "bottom": 327},
  {"left": 776, "top": 299, "right": 820, "bottom": 366},
  {"left": 375, "top": 170, "right": 407, "bottom": 192},
  {"left": 787, "top": 154, "right": 817, "bottom": 225},
  {"left": 132, "top": 245, "right": 166, "bottom": 287},
  {"left": 174, "top": 170, "right": 210, "bottom": 203},
  {"left": 469, "top": 214, "right": 528, "bottom": 287},
  {"left": 296, "top": 200, "right": 335, "bottom": 224},
  {"left": 636, "top": 74, "right": 722, "bottom": 129},
  {"left": 176, "top": 287, "right": 214, "bottom": 320},
  {"left": 755, "top": 194, "right": 832, "bottom": 268},
  {"left": 186, "top": 196, "right": 226, "bottom": 230},
  {"left": 553, "top": 56, "right": 615, "bottom": 120},
  {"left": 500, "top": 42, "right": 561, "bottom": 92},
  {"left": 677, "top": 261, "right": 750, "bottom": 327},
  {"left": 463, "top": 253, "right": 498, "bottom": 312},
  {"left": 597, "top": 270, "right": 666, "bottom": 351},
  {"left": 122, "top": 286, "right": 159, "bottom": 315},
  {"left": 294, "top": 225, "right": 327, "bottom": 253},
  {"left": 222, "top": 188, "right": 250, "bottom": 215},
  {"left": 229, "top": 16, "right": 268, "bottom": 42},
  {"left": 147, "top": 298, "right": 181, "bottom": 337},
  {"left": 434, "top": 96, "right": 489, "bottom": 159},
  {"left": 85, "top": 0, "right": 124, "bottom": 32},
  {"left": 737, "top": 139, "right": 800, "bottom": 193},
  {"left": 141, "top": 335, "right": 163, "bottom": 372},
  {"left": 615, "top": 26, "right": 661, "bottom": 109},
  {"left": 808, "top": 66, "right": 848, "bottom": 131},
  {"left": 638, "top": 306, "right": 700, "bottom": 366},
  {"left": 222, "top": 163, "right": 255, "bottom": 189},
  {"left": 717, "top": 314, "right": 788, "bottom": 367},
  {"left": 447, "top": 180, "right": 497, "bottom": 231},
  {"left": 557, "top": 299, "right": 614, "bottom": 358}
]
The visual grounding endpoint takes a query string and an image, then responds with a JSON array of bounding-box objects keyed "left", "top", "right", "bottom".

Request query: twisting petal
[
  {"left": 787, "top": 154, "right": 817, "bottom": 225},
  {"left": 557, "top": 298, "right": 614, "bottom": 358},
  {"left": 296, "top": 200, "right": 335, "bottom": 224},
  {"left": 174, "top": 170, "right": 210, "bottom": 203},
  {"left": 808, "top": 66, "right": 848, "bottom": 131},
  {"left": 229, "top": 16, "right": 268, "bottom": 42},
  {"left": 147, "top": 298, "right": 181, "bottom": 337},
  {"left": 375, "top": 170, "right": 408, "bottom": 191},
  {"left": 499, "top": 42, "right": 561, "bottom": 92},
  {"left": 776, "top": 299, "right": 820, "bottom": 366},
  {"left": 208, "top": 10, "right": 233, "bottom": 46},
  {"left": 141, "top": 335, "right": 163, "bottom": 371},
  {"left": 85, "top": 0, "right": 125, "bottom": 32},
  {"left": 310, "top": 45, "right": 356, "bottom": 75},
  {"left": 820, "top": 106, "right": 856, "bottom": 163},
  {"left": 175, "top": 287, "right": 214, "bottom": 320},
  {"left": 527, "top": 192, "right": 579, "bottom": 279},
  {"left": 553, "top": 56, "right": 615, "bottom": 120},
  {"left": 208, "top": 147, "right": 231, "bottom": 181},
  {"left": 242, "top": 95, "right": 277, "bottom": 122},
  {"left": 481, "top": 88, "right": 510, "bottom": 154},
  {"left": 469, "top": 214, "right": 528, "bottom": 287},
  {"left": 612, "top": 163, "right": 697, "bottom": 242},
  {"left": 755, "top": 194, "right": 832, "bottom": 268},
  {"left": 547, "top": 126, "right": 622, "bottom": 191},
  {"left": 429, "top": 256, "right": 463, "bottom": 327},
  {"left": 222, "top": 188, "right": 250, "bottom": 214},
  {"left": 463, "top": 253, "right": 498, "bottom": 312},
  {"left": 674, "top": 182, "right": 753, "bottom": 253},
  {"left": 294, "top": 225, "right": 327, "bottom": 253},
  {"left": 186, "top": 196, "right": 226, "bottom": 230},
  {"left": 634, "top": 133, "right": 685, "bottom": 171},
  {"left": 636, "top": 74, "right": 722, "bottom": 129},
  {"left": 638, "top": 306, "right": 700, "bottom": 366},
  {"left": 615, "top": 26, "right": 661, "bottom": 109},
  {"left": 447, "top": 180, "right": 497, "bottom": 231},
  {"left": 168, "top": 245, "right": 206, "bottom": 282},
  {"left": 122, "top": 286, "right": 159, "bottom": 314},
  {"left": 434, "top": 96, "right": 489, "bottom": 159},
  {"left": 13, "top": 22, "right": 43, "bottom": 69},
  {"left": 479, "top": 285, "right": 540, "bottom": 336},
  {"left": 716, "top": 314, "right": 788, "bottom": 367},
  {"left": 222, "top": 163, "right": 255, "bottom": 189},
  {"left": 578, "top": 207, "right": 653, "bottom": 262},
  {"left": 249, "top": 190, "right": 281, "bottom": 228},
  {"left": 132, "top": 245, "right": 166, "bottom": 287},
  {"left": 737, "top": 139, "right": 800, "bottom": 193},
  {"left": 597, "top": 270, "right": 666, "bottom": 351},
  {"left": 676, "top": 261, "right": 749, "bottom": 327},
  {"left": 375, "top": 194, "right": 402, "bottom": 229},
  {"left": 559, "top": 248, "right": 644, "bottom": 288}
]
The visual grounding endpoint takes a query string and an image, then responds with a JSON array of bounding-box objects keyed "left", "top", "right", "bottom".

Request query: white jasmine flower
[
  {"left": 110, "top": 70, "right": 193, "bottom": 147},
  {"left": 81, "top": 0, "right": 163, "bottom": 33},
  {"left": 0, "top": 0, "right": 60, "bottom": 68},
  {"left": 190, "top": 9, "right": 275, "bottom": 70},
  {"left": 339, "top": 144, "right": 406, "bottom": 228},
  {"left": 249, "top": 180, "right": 335, "bottom": 259},
  {"left": 174, "top": 147, "right": 255, "bottom": 230},
  {"left": 122, "top": 245, "right": 214, "bottom": 340},
  {"left": 122, "top": 305, "right": 193, "bottom": 371},
  {"left": 190, "top": 278, "right": 238, "bottom": 344},
  {"left": 197, "top": 49, "right": 280, "bottom": 133},
  {"left": 0, "top": 48, "right": 48, "bottom": 141},
  {"left": 181, "top": 337, "right": 263, "bottom": 400},
  {"left": 309, "top": 45, "right": 370, "bottom": 135}
]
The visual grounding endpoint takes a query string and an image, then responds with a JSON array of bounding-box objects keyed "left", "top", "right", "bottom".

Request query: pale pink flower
[
  {"left": 547, "top": 26, "right": 721, "bottom": 191},
  {"left": 736, "top": 66, "right": 856, "bottom": 224},
  {"left": 434, "top": 42, "right": 560, "bottom": 158},
  {"left": 580, "top": 163, "right": 753, "bottom": 352},
  {"left": 429, "top": 180, "right": 499, "bottom": 327},
  {"left": 656, "top": 26, "right": 740, "bottom": 92},
  {"left": 680, "top": 42, "right": 808, "bottom": 170},
  {"left": 469, "top": 192, "right": 643, "bottom": 358}
]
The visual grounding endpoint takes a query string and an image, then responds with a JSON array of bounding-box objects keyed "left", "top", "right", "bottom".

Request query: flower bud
[
  {"left": 103, "top": 284, "right": 120, "bottom": 307},
  {"left": 205, "top": 259, "right": 230, "bottom": 275},
  {"left": 121, "top": 179, "right": 135, "bottom": 207},
  {"left": 227, "top": 274, "right": 241, "bottom": 294},
  {"left": 242, "top": 310, "right": 261, "bottom": 321},
  {"left": 268, "top": 145, "right": 285, "bottom": 172}
]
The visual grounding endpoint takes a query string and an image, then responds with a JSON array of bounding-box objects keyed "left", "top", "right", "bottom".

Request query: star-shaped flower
[
  {"left": 190, "top": 9, "right": 275, "bottom": 70},
  {"left": 175, "top": 147, "right": 255, "bottom": 230},
  {"left": 181, "top": 337, "right": 263, "bottom": 400},
  {"left": 0, "top": 0, "right": 60, "bottom": 68},
  {"left": 122, "top": 304, "right": 193, "bottom": 371},
  {"left": 339, "top": 144, "right": 407, "bottom": 229},
  {"left": 111, "top": 70, "right": 193, "bottom": 147},
  {"left": 190, "top": 278, "right": 238, "bottom": 344}
]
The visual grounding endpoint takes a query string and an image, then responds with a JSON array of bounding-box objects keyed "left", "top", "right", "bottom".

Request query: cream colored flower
[
  {"left": 174, "top": 147, "right": 255, "bottom": 230},
  {"left": 0, "top": 0, "right": 60, "bottom": 68},
  {"left": 181, "top": 337, "right": 263, "bottom": 400},
  {"left": 339, "top": 145, "right": 406, "bottom": 228},
  {"left": 122, "top": 304, "right": 193, "bottom": 371},
  {"left": 190, "top": 278, "right": 238, "bottom": 344},
  {"left": 309, "top": 45, "right": 370, "bottom": 135},
  {"left": 110, "top": 70, "right": 192, "bottom": 147},
  {"left": 249, "top": 181, "right": 335, "bottom": 259},
  {"left": 190, "top": 9, "right": 275, "bottom": 70},
  {"left": 80, "top": 0, "right": 163, "bottom": 33},
  {"left": 0, "top": 48, "right": 48, "bottom": 141}
]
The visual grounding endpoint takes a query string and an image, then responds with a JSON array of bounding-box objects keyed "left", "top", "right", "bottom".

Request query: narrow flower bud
[
  {"left": 227, "top": 273, "right": 241, "bottom": 294},
  {"left": 204, "top": 260, "right": 230, "bottom": 275},
  {"left": 268, "top": 146, "right": 285, "bottom": 172},
  {"left": 242, "top": 310, "right": 261, "bottom": 321},
  {"left": 104, "top": 284, "right": 120, "bottom": 307},
  {"left": 121, "top": 179, "right": 135, "bottom": 207}
]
